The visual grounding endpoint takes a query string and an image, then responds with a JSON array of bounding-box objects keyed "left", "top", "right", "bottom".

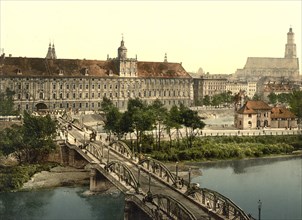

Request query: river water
[
  {"left": 191, "top": 156, "right": 302, "bottom": 220},
  {"left": 0, "top": 156, "right": 301, "bottom": 220}
]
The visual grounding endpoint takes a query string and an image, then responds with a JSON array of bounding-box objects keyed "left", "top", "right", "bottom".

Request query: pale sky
[{"left": 0, "top": 0, "right": 301, "bottom": 74}]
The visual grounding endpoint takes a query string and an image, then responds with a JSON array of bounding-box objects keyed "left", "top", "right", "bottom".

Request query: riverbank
[{"left": 21, "top": 166, "right": 90, "bottom": 191}]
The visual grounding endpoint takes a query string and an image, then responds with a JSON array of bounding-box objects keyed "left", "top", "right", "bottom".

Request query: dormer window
[
  {"left": 59, "top": 69, "right": 64, "bottom": 76},
  {"left": 84, "top": 68, "right": 89, "bottom": 76},
  {"left": 16, "top": 68, "right": 22, "bottom": 75}
]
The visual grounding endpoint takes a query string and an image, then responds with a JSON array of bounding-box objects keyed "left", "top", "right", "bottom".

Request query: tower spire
[
  {"left": 164, "top": 53, "right": 168, "bottom": 62},
  {"left": 284, "top": 27, "right": 296, "bottom": 58}
]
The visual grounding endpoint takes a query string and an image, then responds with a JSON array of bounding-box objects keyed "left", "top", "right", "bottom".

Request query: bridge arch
[
  {"left": 105, "top": 160, "right": 139, "bottom": 193},
  {"left": 186, "top": 187, "right": 250, "bottom": 220},
  {"left": 109, "top": 140, "right": 133, "bottom": 158},
  {"left": 139, "top": 157, "right": 176, "bottom": 185},
  {"left": 145, "top": 194, "right": 197, "bottom": 220}
]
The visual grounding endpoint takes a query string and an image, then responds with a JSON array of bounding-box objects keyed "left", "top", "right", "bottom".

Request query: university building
[{"left": 0, "top": 38, "right": 193, "bottom": 112}]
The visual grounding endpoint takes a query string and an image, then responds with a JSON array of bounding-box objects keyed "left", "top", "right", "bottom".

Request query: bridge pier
[
  {"left": 60, "top": 143, "right": 89, "bottom": 168},
  {"left": 89, "top": 166, "right": 114, "bottom": 192}
]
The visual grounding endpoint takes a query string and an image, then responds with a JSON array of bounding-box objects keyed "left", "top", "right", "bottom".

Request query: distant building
[
  {"left": 0, "top": 38, "right": 193, "bottom": 112},
  {"left": 234, "top": 28, "right": 300, "bottom": 81},
  {"left": 235, "top": 100, "right": 272, "bottom": 129},
  {"left": 192, "top": 73, "right": 228, "bottom": 105},
  {"left": 271, "top": 106, "right": 297, "bottom": 128}
]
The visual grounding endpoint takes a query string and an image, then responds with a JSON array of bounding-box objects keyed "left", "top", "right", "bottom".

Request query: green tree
[
  {"left": 202, "top": 95, "right": 211, "bottom": 106},
  {"left": 0, "top": 112, "right": 57, "bottom": 163},
  {"left": 166, "top": 105, "right": 182, "bottom": 148},
  {"left": 100, "top": 97, "right": 115, "bottom": 113},
  {"left": 179, "top": 104, "right": 205, "bottom": 148},
  {"left": 149, "top": 99, "right": 167, "bottom": 150},
  {"left": 268, "top": 92, "right": 278, "bottom": 104},
  {"left": 103, "top": 105, "right": 123, "bottom": 139},
  {"left": 0, "top": 88, "right": 17, "bottom": 115},
  {"left": 289, "top": 90, "right": 302, "bottom": 129}
]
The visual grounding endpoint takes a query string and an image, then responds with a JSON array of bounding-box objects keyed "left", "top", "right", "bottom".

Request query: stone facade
[{"left": 0, "top": 39, "right": 193, "bottom": 112}]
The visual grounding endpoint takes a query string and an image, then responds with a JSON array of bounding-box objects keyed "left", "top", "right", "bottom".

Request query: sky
[{"left": 0, "top": 0, "right": 301, "bottom": 74}]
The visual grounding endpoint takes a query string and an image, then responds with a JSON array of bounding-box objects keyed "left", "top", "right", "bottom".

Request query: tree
[
  {"left": 149, "top": 99, "right": 167, "bottom": 150},
  {"left": 0, "top": 88, "right": 18, "bottom": 116},
  {"left": 202, "top": 95, "right": 211, "bottom": 106},
  {"left": 179, "top": 104, "right": 205, "bottom": 148},
  {"left": 252, "top": 94, "right": 262, "bottom": 101},
  {"left": 268, "top": 92, "right": 278, "bottom": 104},
  {"left": 0, "top": 112, "right": 57, "bottom": 163},
  {"left": 289, "top": 90, "right": 302, "bottom": 129},
  {"left": 100, "top": 97, "right": 115, "bottom": 113},
  {"left": 164, "top": 105, "right": 182, "bottom": 149},
  {"left": 103, "top": 105, "right": 123, "bottom": 139}
]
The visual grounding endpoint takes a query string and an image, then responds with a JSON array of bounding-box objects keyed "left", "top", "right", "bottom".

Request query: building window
[
  {"left": 60, "top": 84, "right": 63, "bottom": 90},
  {"left": 79, "top": 93, "right": 82, "bottom": 98},
  {"left": 66, "top": 103, "right": 69, "bottom": 108},
  {"left": 60, "top": 93, "right": 63, "bottom": 99},
  {"left": 53, "top": 94, "right": 56, "bottom": 99},
  {"left": 248, "top": 114, "right": 252, "bottom": 118},
  {"left": 79, "top": 103, "right": 82, "bottom": 108},
  {"left": 40, "top": 93, "right": 44, "bottom": 99},
  {"left": 66, "top": 84, "right": 69, "bottom": 89},
  {"left": 92, "top": 93, "right": 94, "bottom": 98},
  {"left": 60, "top": 103, "right": 63, "bottom": 108},
  {"left": 73, "top": 93, "right": 76, "bottom": 99},
  {"left": 85, "top": 85, "right": 89, "bottom": 90},
  {"left": 91, "top": 103, "right": 94, "bottom": 108},
  {"left": 86, "top": 103, "right": 88, "bottom": 108},
  {"left": 26, "top": 104, "right": 29, "bottom": 110},
  {"left": 66, "top": 93, "right": 69, "bottom": 99},
  {"left": 80, "top": 84, "right": 82, "bottom": 89},
  {"left": 53, "top": 84, "right": 56, "bottom": 90},
  {"left": 85, "top": 93, "right": 88, "bottom": 98},
  {"left": 26, "top": 93, "right": 29, "bottom": 100}
]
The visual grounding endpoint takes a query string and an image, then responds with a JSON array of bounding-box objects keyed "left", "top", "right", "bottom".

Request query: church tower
[
  {"left": 45, "top": 43, "right": 57, "bottom": 59},
  {"left": 118, "top": 36, "right": 127, "bottom": 60},
  {"left": 284, "top": 27, "right": 296, "bottom": 58}
]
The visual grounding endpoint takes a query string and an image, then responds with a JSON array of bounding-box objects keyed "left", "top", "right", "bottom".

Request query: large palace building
[{"left": 0, "top": 38, "right": 193, "bottom": 112}]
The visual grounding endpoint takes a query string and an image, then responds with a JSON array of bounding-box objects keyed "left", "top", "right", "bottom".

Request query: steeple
[
  {"left": 51, "top": 43, "right": 57, "bottom": 59},
  {"left": 118, "top": 34, "right": 127, "bottom": 60},
  {"left": 164, "top": 53, "right": 168, "bottom": 62},
  {"left": 284, "top": 27, "right": 296, "bottom": 58},
  {"left": 45, "top": 42, "right": 57, "bottom": 59}
]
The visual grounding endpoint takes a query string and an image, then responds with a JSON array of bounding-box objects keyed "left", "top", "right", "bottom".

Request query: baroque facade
[{"left": 0, "top": 39, "right": 193, "bottom": 112}]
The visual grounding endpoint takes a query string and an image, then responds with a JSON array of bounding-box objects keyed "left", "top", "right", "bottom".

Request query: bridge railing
[{"left": 186, "top": 187, "right": 251, "bottom": 220}]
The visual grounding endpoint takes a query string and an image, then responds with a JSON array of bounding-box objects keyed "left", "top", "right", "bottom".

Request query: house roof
[
  {"left": 0, "top": 57, "right": 191, "bottom": 79},
  {"left": 271, "top": 107, "right": 296, "bottom": 119},
  {"left": 237, "top": 100, "right": 272, "bottom": 114}
]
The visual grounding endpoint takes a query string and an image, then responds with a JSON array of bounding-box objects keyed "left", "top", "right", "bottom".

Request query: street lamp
[
  {"left": 188, "top": 167, "right": 191, "bottom": 188},
  {"left": 107, "top": 146, "right": 110, "bottom": 164},
  {"left": 148, "top": 171, "right": 151, "bottom": 194},
  {"left": 258, "top": 200, "right": 262, "bottom": 220},
  {"left": 175, "top": 162, "right": 179, "bottom": 186}
]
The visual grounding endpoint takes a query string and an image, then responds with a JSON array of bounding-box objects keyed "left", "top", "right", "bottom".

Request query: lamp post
[
  {"left": 107, "top": 146, "right": 110, "bottom": 164},
  {"left": 188, "top": 167, "right": 191, "bottom": 188},
  {"left": 137, "top": 165, "right": 140, "bottom": 187},
  {"left": 258, "top": 200, "right": 262, "bottom": 220},
  {"left": 175, "top": 162, "right": 179, "bottom": 186},
  {"left": 148, "top": 171, "right": 151, "bottom": 194}
]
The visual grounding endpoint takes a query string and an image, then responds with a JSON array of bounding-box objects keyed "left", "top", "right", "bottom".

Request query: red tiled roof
[
  {"left": 271, "top": 107, "right": 296, "bottom": 119},
  {"left": 0, "top": 57, "right": 191, "bottom": 79},
  {"left": 237, "top": 100, "right": 271, "bottom": 114}
]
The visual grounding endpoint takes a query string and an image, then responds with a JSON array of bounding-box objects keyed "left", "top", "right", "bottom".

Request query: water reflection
[
  {"left": 0, "top": 187, "right": 125, "bottom": 220},
  {"left": 189, "top": 155, "right": 302, "bottom": 174},
  {"left": 0, "top": 189, "right": 54, "bottom": 219},
  {"left": 191, "top": 156, "right": 302, "bottom": 220}
]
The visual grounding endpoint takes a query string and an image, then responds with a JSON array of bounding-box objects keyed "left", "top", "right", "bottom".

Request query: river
[
  {"left": 191, "top": 156, "right": 302, "bottom": 220},
  {"left": 0, "top": 156, "right": 301, "bottom": 220}
]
